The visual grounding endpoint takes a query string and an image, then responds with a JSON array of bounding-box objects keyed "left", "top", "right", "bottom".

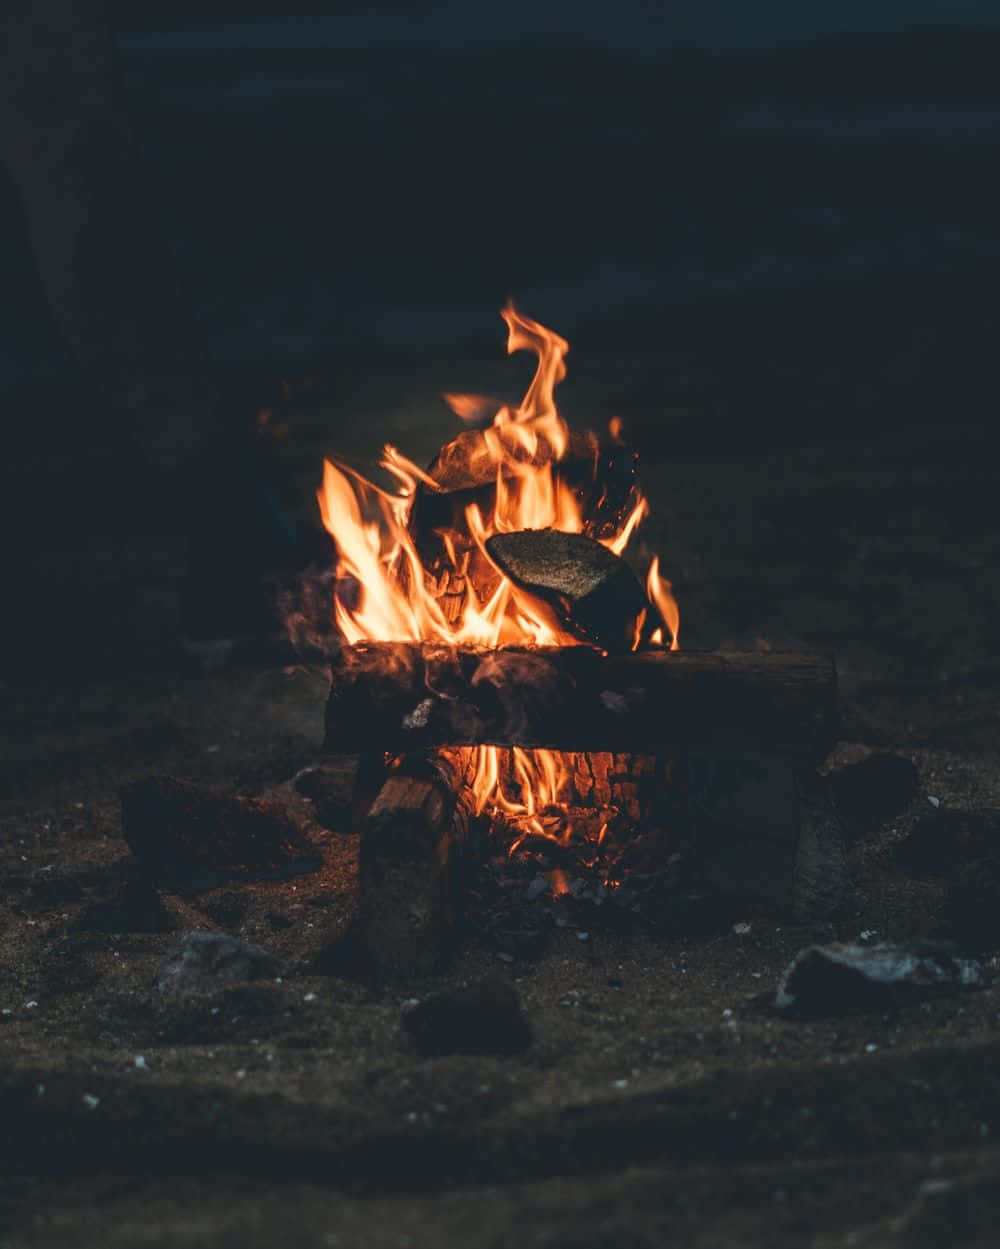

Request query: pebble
[
  {"left": 153, "top": 931, "right": 286, "bottom": 996},
  {"left": 82, "top": 1094, "right": 100, "bottom": 1110},
  {"left": 402, "top": 977, "right": 533, "bottom": 1057}
]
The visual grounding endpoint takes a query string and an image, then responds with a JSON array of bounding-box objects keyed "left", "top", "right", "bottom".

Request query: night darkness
[{"left": 2, "top": 4, "right": 1000, "bottom": 1246}]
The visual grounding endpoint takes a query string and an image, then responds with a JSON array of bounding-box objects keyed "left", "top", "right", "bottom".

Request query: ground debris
[
  {"left": 775, "top": 940, "right": 987, "bottom": 1017},
  {"left": 154, "top": 931, "right": 286, "bottom": 996},
  {"left": 401, "top": 976, "right": 533, "bottom": 1056}
]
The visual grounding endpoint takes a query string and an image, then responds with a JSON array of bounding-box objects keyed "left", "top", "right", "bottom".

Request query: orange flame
[{"left": 317, "top": 304, "right": 679, "bottom": 839}]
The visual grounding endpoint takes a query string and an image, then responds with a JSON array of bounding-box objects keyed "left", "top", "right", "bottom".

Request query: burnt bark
[
  {"left": 359, "top": 749, "right": 483, "bottom": 980},
  {"left": 325, "top": 643, "right": 837, "bottom": 764}
]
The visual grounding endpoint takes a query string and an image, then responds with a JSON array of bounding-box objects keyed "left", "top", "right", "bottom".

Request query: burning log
[
  {"left": 485, "top": 529, "right": 648, "bottom": 652},
  {"left": 325, "top": 644, "right": 837, "bottom": 764},
  {"left": 359, "top": 749, "right": 483, "bottom": 980}
]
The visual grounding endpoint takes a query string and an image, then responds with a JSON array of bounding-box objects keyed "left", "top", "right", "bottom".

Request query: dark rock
[
  {"left": 80, "top": 879, "right": 176, "bottom": 933},
  {"left": 402, "top": 977, "right": 533, "bottom": 1056},
  {"left": 829, "top": 753, "right": 919, "bottom": 832},
  {"left": 486, "top": 528, "right": 648, "bottom": 652},
  {"left": 948, "top": 856, "right": 1000, "bottom": 948},
  {"left": 293, "top": 759, "right": 359, "bottom": 831},
  {"left": 775, "top": 940, "right": 986, "bottom": 1017},
  {"left": 121, "top": 776, "right": 322, "bottom": 890},
  {"left": 154, "top": 931, "right": 285, "bottom": 996},
  {"left": 893, "top": 809, "right": 1000, "bottom": 877}
]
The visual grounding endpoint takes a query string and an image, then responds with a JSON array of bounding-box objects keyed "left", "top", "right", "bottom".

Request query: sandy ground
[{"left": 2, "top": 289, "right": 1000, "bottom": 1247}]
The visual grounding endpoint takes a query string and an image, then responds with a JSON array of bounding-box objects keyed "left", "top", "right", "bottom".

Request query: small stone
[
  {"left": 82, "top": 1094, "right": 100, "bottom": 1110},
  {"left": 134, "top": 1055, "right": 147, "bottom": 1070},
  {"left": 576, "top": 931, "right": 590, "bottom": 942},
  {"left": 829, "top": 753, "right": 919, "bottom": 832},
  {"left": 153, "top": 931, "right": 285, "bottom": 996},
  {"left": 776, "top": 941, "right": 986, "bottom": 1017},
  {"left": 402, "top": 977, "right": 533, "bottom": 1057},
  {"left": 892, "top": 809, "right": 1000, "bottom": 878},
  {"left": 80, "top": 878, "right": 176, "bottom": 934},
  {"left": 524, "top": 875, "right": 549, "bottom": 902},
  {"left": 733, "top": 922, "right": 752, "bottom": 935},
  {"left": 928, "top": 795, "right": 941, "bottom": 808}
]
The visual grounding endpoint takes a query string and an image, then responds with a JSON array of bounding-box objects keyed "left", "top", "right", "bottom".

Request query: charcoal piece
[
  {"left": 154, "top": 931, "right": 285, "bottom": 995},
  {"left": 121, "top": 776, "right": 322, "bottom": 890},
  {"left": 401, "top": 977, "right": 533, "bottom": 1056},
  {"left": 485, "top": 528, "right": 647, "bottom": 653},
  {"left": 829, "top": 753, "right": 919, "bottom": 832},
  {"left": 775, "top": 941, "right": 986, "bottom": 1017},
  {"left": 80, "top": 879, "right": 176, "bottom": 934},
  {"left": 326, "top": 643, "right": 837, "bottom": 765},
  {"left": 947, "top": 856, "right": 1000, "bottom": 948},
  {"left": 893, "top": 809, "right": 1000, "bottom": 877}
]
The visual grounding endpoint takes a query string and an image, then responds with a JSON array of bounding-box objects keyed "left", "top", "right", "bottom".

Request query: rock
[
  {"left": 154, "top": 931, "right": 285, "bottom": 996},
  {"left": 775, "top": 941, "right": 986, "bottom": 1017},
  {"left": 293, "top": 758, "right": 360, "bottom": 831},
  {"left": 948, "top": 856, "right": 1000, "bottom": 949},
  {"left": 121, "top": 776, "right": 322, "bottom": 890},
  {"left": 401, "top": 977, "right": 533, "bottom": 1056},
  {"left": 80, "top": 879, "right": 176, "bottom": 934},
  {"left": 485, "top": 528, "right": 648, "bottom": 652},
  {"left": 893, "top": 809, "right": 1000, "bottom": 877},
  {"left": 829, "top": 753, "right": 918, "bottom": 833}
]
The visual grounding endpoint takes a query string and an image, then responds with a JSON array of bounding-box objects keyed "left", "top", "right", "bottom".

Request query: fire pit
[{"left": 316, "top": 306, "right": 842, "bottom": 977}]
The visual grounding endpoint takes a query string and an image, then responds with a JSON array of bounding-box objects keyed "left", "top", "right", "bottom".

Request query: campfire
[
  {"left": 317, "top": 306, "right": 678, "bottom": 849},
  {"left": 315, "top": 307, "right": 839, "bottom": 977}
]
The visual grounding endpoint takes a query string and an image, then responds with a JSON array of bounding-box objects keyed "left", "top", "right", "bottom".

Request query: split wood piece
[
  {"left": 359, "top": 748, "right": 484, "bottom": 981},
  {"left": 325, "top": 643, "right": 838, "bottom": 765},
  {"left": 409, "top": 428, "right": 638, "bottom": 579},
  {"left": 121, "top": 776, "right": 324, "bottom": 891},
  {"left": 428, "top": 428, "right": 601, "bottom": 494},
  {"left": 486, "top": 528, "right": 647, "bottom": 653}
]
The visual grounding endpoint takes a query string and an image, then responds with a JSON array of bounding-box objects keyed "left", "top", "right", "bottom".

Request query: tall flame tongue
[{"left": 318, "top": 303, "right": 679, "bottom": 845}]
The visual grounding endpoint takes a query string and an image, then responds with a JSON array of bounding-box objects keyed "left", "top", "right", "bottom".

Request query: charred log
[
  {"left": 359, "top": 749, "right": 484, "bottom": 980},
  {"left": 485, "top": 529, "right": 648, "bottom": 652},
  {"left": 325, "top": 643, "right": 837, "bottom": 764}
]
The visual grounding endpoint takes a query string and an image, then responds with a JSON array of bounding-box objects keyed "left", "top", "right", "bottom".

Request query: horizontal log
[{"left": 325, "top": 644, "right": 837, "bottom": 763}]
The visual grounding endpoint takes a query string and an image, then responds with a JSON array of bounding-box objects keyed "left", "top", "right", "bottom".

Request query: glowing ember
[{"left": 318, "top": 304, "right": 679, "bottom": 845}]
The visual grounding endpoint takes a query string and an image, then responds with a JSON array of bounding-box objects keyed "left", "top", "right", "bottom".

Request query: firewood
[
  {"left": 485, "top": 528, "right": 647, "bottom": 652},
  {"left": 409, "top": 428, "right": 638, "bottom": 576},
  {"left": 325, "top": 643, "right": 837, "bottom": 764},
  {"left": 359, "top": 749, "right": 483, "bottom": 980},
  {"left": 121, "top": 776, "right": 323, "bottom": 890}
]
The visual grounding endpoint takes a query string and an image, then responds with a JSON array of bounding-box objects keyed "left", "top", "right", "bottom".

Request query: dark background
[
  {"left": 2, "top": 2, "right": 1000, "bottom": 383},
  {"left": 0, "top": 3, "right": 998, "bottom": 678}
]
